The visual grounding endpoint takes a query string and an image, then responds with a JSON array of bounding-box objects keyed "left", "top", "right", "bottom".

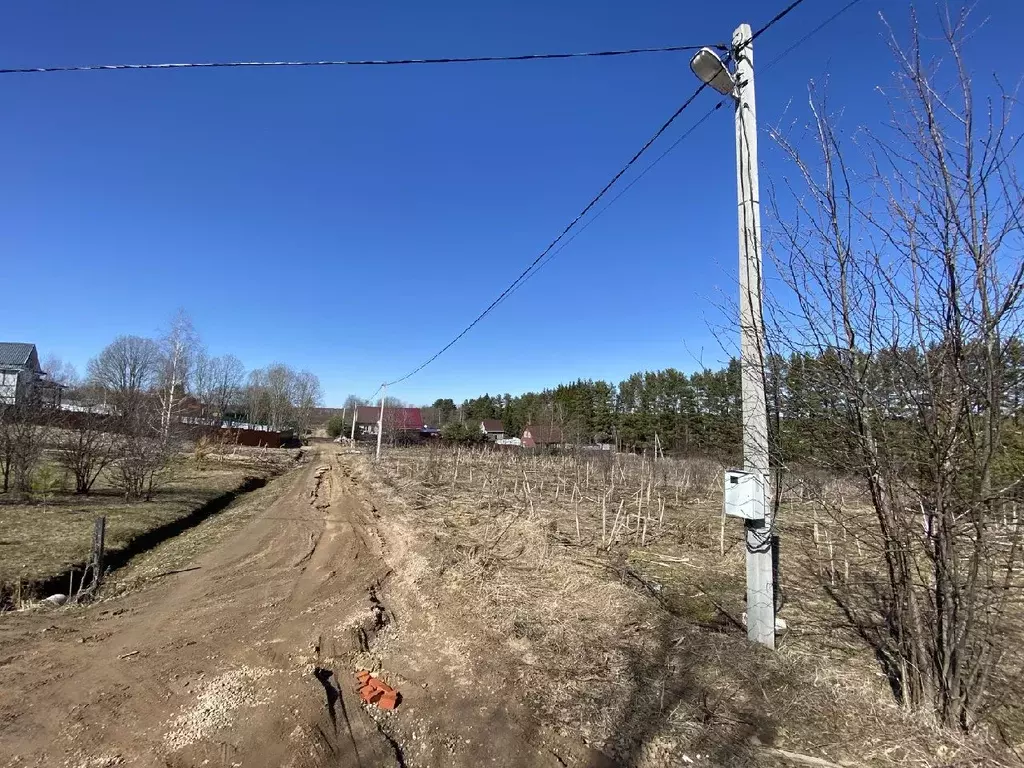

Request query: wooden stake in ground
[
  {"left": 602, "top": 491, "right": 608, "bottom": 545},
  {"left": 91, "top": 516, "right": 106, "bottom": 586}
]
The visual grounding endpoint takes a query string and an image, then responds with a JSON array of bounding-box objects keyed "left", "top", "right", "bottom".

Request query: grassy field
[
  {"left": 0, "top": 446, "right": 298, "bottom": 604},
  {"left": 365, "top": 445, "right": 1022, "bottom": 767}
]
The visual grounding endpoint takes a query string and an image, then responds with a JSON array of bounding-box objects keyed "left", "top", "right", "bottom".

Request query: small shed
[
  {"left": 522, "top": 425, "right": 564, "bottom": 449},
  {"left": 480, "top": 419, "right": 505, "bottom": 440}
]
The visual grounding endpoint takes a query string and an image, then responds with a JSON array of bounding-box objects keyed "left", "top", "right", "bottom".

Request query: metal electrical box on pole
[{"left": 724, "top": 469, "right": 765, "bottom": 521}]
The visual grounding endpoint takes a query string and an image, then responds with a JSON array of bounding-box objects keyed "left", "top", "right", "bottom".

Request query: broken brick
[
  {"left": 360, "top": 685, "right": 384, "bottom": 704},
  {"left": 355, "top": 670, "right": 400, "bottom": 710}
]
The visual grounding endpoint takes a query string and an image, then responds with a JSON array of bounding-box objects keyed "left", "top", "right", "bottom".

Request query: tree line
[
  {"left": 1, "top": 310, "right": 323, "bottom": 501},
  {"left": 59, "top": 310, "right": 324, "bottom": 434}
]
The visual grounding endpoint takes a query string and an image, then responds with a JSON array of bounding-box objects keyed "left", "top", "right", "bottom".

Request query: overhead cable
[
  {"left": 0, "top": 44, "right": 726, "bottom": 76},
  {"left": 383, "top": 82, "right": 711, "bottom": 387},
  {"left": 381, "top": 0, "right": 826, "bottom": 387},
  {"left": 494, "top": 0, "right": 870, "bottom": 308}
]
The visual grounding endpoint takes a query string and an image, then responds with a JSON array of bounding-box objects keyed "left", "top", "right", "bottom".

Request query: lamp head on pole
[{"left": 689, "top": 47, "right": 736, "bottom": 96}]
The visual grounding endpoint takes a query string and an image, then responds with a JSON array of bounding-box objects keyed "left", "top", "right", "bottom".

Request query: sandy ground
[{"left": 0, "top": 445, "right": 587, "bottom": 768}]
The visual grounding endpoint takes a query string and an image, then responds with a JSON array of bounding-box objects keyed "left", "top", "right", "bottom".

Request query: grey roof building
[
  {"left": 0, "top": 342, "right": 59, "bottom": 407},
  {"left": 0, "top": 342, "right": 37, "bottom": 369}
]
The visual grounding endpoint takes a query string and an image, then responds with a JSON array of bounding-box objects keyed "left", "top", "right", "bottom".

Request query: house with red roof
[
  {"left": 354, "top": 405, "right": 424, "bottom": 438},
  {"left": 521, "top": 425, "right": 564, "bottom": 449}
]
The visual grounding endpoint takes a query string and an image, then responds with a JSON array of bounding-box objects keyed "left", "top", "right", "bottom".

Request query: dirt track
[{"left": 0, "top": 446, "right": 587, "bottom": 768}]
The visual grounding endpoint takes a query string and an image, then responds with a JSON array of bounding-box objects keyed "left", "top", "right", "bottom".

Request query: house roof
[
  {"left": 0, "top": 342, "right": 37, "bottom": 369},
  {"left": 523, "top": 425, "right": 563, "bottom": 444},
  {"left": 481, "top": 419, "right": 504, "bottom": 432},
  {"left": 355, "top": 405, "right": 424, "bottom": 430}
]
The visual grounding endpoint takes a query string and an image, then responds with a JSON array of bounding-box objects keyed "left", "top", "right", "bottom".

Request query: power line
[
  {"left": 0, "top": 44, "right": 726, "bottom": 76},
  {"left": 761, "top": 0, "right": 866, "bottom": 71},
  {"left": 496, "top": 99, "right": 729, "bottom": 308},
  {"left": 496, "top": 0, "right": 869, "bottom": 304},
  {"left": 380, "top": 0, "right": 824, "bottom": 389},
  {"left": 383, "top": 81, "right": 711, "bottom": 387},
  {"left": 747, "top": 0, "right": 809, "bottom": 46}
]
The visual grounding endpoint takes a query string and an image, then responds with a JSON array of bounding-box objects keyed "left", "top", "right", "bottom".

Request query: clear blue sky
[{"left": 1, "top": 1, "right": 1019, "bottom": 406}]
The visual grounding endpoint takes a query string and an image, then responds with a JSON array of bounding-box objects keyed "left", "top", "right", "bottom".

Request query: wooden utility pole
[
  {"left": 733, "top": 22, "right": 774, "bottom": 648},
  {"left": 375, "top": 384, "right": 386, "bottom": 461}
]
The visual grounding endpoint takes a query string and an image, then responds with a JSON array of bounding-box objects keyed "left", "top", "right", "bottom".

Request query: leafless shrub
[
  {"left": 0, "top": 406, "right": 50, "bottom": 495},
  {"left": 52, "top": 414, "right": 115, "bottom": 494},
  {"left": 113, "top": 430, "right": 172, "bottom": 502},
  {"left": 766, "top": 7, "right": 1024, "bottom": 729}
]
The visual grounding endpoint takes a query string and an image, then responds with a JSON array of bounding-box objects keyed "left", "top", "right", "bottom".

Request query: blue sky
[{"left": 1, "top": 1, "right": 1020, "bottom": 405}]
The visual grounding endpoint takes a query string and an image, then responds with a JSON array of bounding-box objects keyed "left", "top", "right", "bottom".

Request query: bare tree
[
  {"left": 765, "top": 8, "right": 1024, "bottom": 729},
  {"left": 264, "top": 364, "right": 295, "bottom": 430},
  {"left": 157, "top": 310, "right": 199, "bottom": 438},
  {"left": 245, "top": 368, "right": 270, "bottom": 427},
  {"left": 210, "top": 354, "right": 246, "bottom": 421},
  {"left": 41, "top": 355, "right": 79, "bottom": 388},
  {"left": 191, "top": 347, "right": 214, "bottom": 418},
  {"left": 87, "top": 335, "right": 161, "bottom": 419},
  {"left": 292, "top": 370, "right": 323, "bottom": 436},
  {"left": 343, "top": 395, "right": 368, "bottom": 410}
]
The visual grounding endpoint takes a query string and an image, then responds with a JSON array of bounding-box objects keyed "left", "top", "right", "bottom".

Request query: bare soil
[
  {"left": 0, "top": 446, "right": 600, "bottom": 768},
  {"left": 0, "top": 444, "right": 1016, "bottom": 767},
  {"left": 0, "top": 446, "right": 299, "bottom": 603}
]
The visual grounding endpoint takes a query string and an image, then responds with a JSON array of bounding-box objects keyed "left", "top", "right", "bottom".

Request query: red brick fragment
[
  {"left": 360, "top": 685, "right": 384, "bottom": 704},
  {"left": 355, "top": 670, "right": 400, "bottom": 709}
]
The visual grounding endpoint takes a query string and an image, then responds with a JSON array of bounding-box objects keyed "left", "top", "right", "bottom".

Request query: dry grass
[
  {"left": 366, "top": 445, "right": 1020, "bottom": 767},
  {"left": 0, "top": 445, "right": 298, "bottom": 604}
]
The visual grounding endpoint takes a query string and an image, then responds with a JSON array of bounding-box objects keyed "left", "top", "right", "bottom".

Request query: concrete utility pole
[
  {"left": 375, "top": 384, "right": 386, "bottom": 461},
  {"left": 350, "top": 403, "right": 358, "bottom": 441},
  {"left": 733, "top": 23, "right": 774, "bottom": 649}
]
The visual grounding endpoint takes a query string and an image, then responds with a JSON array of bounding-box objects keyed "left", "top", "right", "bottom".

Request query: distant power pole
[
  {"left": 375, "top": 384, "right": 387, "bottom": 461},
  {"left": 733, "top": 23, "right": 774, "bottom": 649}
]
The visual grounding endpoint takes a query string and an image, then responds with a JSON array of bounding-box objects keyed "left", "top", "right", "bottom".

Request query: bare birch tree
[
  {"left": 157, "top": 310, "right": 199, "bottom": 438},
  {"left": 766, "top": 7, "right": 1024, "bottom": 729}
]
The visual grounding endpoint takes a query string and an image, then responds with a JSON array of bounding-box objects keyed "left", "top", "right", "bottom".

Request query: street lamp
[
  {"left": 691, "top": 25, "right": 776, "bottom": 649},
  {"left": 688, "top": 47, "right": 736, "bottom": 96}
]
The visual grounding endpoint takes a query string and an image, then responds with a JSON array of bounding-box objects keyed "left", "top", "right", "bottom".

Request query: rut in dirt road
[
  {"left": 1, "top": 446, "right": 613, "bottom": 768},
  {"left": 0, "top": 449, "right": 402, "bottom": 768}
]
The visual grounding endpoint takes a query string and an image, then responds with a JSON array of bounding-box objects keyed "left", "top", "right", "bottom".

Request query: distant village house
[
  {"left": 354, "top": 406, "right": 425, "bottom": 437},
  {"left": 521, "top": 425, "right": 564, "bottom": 449},
  {"left": 0, "top": 342, "right": 61, "bottom": 408},
  {"left": 480, "top": 419, "right": 505, "bottom": 440}
]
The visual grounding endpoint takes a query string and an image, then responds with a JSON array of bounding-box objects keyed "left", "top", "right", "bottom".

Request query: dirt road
[{"left": 0, "top": 446, "right": 585, "bottom": 768}]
